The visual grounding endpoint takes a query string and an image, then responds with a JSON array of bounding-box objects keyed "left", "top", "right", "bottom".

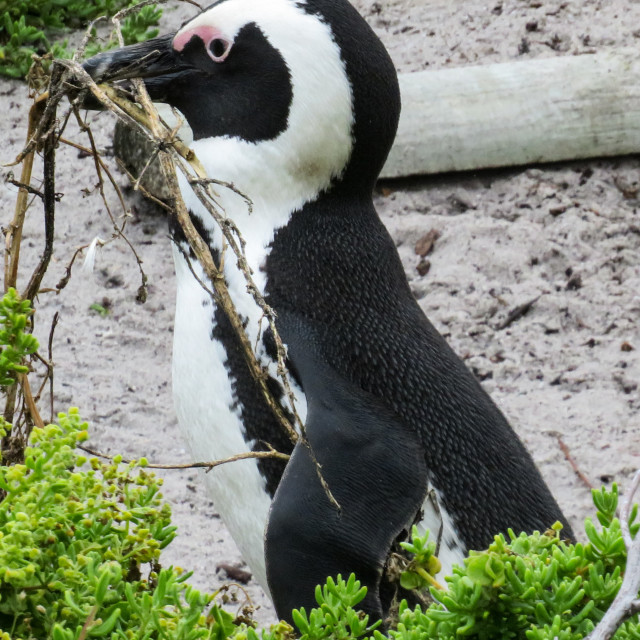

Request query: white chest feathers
[{"left": 169, "top": 0, "right": 356, "bottom": 595}]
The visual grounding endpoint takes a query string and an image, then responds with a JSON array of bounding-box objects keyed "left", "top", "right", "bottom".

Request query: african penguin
[{"left": 83, "top": 0, "right": 574, "bottom": 623}]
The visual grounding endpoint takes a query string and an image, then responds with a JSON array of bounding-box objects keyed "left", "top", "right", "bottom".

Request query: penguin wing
[{"left": 264, "top": 315, "right": 428, "bottom": 622}]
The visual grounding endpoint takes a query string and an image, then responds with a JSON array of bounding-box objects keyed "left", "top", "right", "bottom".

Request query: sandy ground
[{"left": 1, "top": 0, "right": 639, "bottom": 626}]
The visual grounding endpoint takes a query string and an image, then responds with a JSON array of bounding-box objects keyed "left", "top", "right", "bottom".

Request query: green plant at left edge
[
  {"left": 0, "top": 0, "right": 162, "bottom": 79},
  {"left": 0, "top": 288, "right": 375, "bottom": 639},
  {"left": 0, "top": 289, "right": 269, "bottom": 639}
]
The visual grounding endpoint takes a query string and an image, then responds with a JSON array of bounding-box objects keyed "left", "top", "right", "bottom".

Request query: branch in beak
[{"left": 82, "top": 33, "right": 177, "bottom": 83}]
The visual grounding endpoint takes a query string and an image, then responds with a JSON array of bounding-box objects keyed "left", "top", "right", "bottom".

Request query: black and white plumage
[{"left": 84, "top": 0, "right": 573, "bottom": 622}]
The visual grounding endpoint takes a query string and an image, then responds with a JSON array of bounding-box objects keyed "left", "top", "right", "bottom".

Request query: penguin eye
[{"left": 208, "top": 37, "right": 231, "bottom": 61}]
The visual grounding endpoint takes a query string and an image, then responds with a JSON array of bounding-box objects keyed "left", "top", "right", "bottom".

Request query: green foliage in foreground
[
  {"left": 0, "top": 411, "right": 207, "bottom": 639},
  {"left": 2, "top": 407, "right": 637, "bottom": 640},
  {"left": 0, "top": 0, "right": 161, "bottom": 79},
  {"left": 0, "top": 402, "right": 374, "bottom": 639}
]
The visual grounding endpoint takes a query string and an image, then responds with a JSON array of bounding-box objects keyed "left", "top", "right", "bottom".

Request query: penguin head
[{"left": 84, "top": 0, "right": 400, "bottom": 199}]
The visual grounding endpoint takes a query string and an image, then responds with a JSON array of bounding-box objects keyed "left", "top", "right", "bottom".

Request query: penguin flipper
[{"left": 264, "top": 336, "right": 428, "bottom": 623}]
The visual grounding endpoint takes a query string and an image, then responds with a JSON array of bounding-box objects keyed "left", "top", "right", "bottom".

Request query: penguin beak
[{"left": 82, "top": 33, "right": 192, "bottom": 102}]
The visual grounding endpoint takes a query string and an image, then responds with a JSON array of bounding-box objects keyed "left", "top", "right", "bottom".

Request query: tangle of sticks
[{"left": 4, "top": 22, "right": 339, "bottom": 508}]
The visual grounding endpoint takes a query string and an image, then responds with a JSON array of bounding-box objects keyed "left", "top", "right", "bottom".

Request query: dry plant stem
[
  {"left": 178, "top": 164, "right": 341, "bottom": 509},
  {"left": 5, "top": 179, "right": 45, "bottom": 200},
  {"left": 174, "top": 169, "right": 301, "bottom": 430},
  {"left": 53, "top": 242, "right": 91, "bottom": 293},
  {"left": 99, "top": 81, "right": 195, "bottom": 161},
  {"left": 164, "top": 147, "right": 301, "bottom": 446},
  {"left": 68, "top": 105, "right": 148, "bottom": 302},
  {"left": 119, "top": 55, "right": 342, "bottom": 508},
  {"left": 19, "top": 374, "right": 44, "bottom": 431},
  {"left": 3, "top": 89, "right": 48, "bottom": 426},
  {"left": 112, "top": 0, "right": 167, "bottom": 43},
  {"left": 54, "top": 60, "right": 338, "bottom": 508},
  {"left": 620, "top": 469, "right": 640, "bottom": 548},
  {"left": 585, "top": 468, "right": 640, "bottom": 640},
  {"left": 7, "top": 63, "right": 70, "bottom": 169},
  {"left": 77, "top": 605, "right": 98, "bottom": 640},
  {"left": 73, "top": 17, "right": 106, "bottom": 63},
  {"left": 117, "top": 160, "right": 174, "bottom": 212},
  {"left": 216, "top": 582, "right": 255, "bottom": 614},
  {"left": 551, "top": 431, "right": 593, "bottom": 490},
  {"left": 2, "top": 386, "right": 18, "bottom": 428},
  {"left": 23, "top": 68, "right": 60, "bottom": 303},
  {"left": 77, "top": 443, "right": 290, "bottom": 471},
  {"left": 4, "top": 95, "right": 47, "bottom": 293},
  {"left": 60, "top": 136, "right": 127, "bottom": 215},
  {"left": 46, "top": 311, "right": 58, "bottom": 423}
]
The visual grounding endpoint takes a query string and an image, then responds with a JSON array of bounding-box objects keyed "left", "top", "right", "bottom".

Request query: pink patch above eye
[{"left": 173, "top": 25, "right": 227, "bottom": 53}]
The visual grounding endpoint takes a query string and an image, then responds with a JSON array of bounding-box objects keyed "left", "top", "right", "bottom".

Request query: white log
[{"left": 382, "top": 48, "right": 640, "bottom": 178}]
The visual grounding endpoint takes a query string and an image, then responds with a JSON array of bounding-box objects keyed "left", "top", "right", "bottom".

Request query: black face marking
[{"left": 146, "top": 22, "right": 292, "bottom": 142}]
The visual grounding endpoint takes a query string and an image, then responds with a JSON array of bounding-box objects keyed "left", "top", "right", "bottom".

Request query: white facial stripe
[{"left": 176, "top": 0, "right": 354, "bottom": 211}]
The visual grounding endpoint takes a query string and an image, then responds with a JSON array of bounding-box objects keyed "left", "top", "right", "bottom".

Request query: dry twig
[
  {"left": 77, "top": 443, "right": 290, "bottom": 472},
  {"left": 4, "top": 94, "right": 47, "bottom": 294},
  {"left": 23, "top": 66, "right": 60, "bottom": 303},
  {"left": 549, "top": 431, "right": 593, "bottom": 490}
]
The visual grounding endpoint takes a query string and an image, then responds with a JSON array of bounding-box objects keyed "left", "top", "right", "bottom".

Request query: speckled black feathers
[
  {"left": 265, "top": 196, "right": 572, "bottom": 549},
  {"left": 262, "top": 0, "right": 572, "bottom": 622}
]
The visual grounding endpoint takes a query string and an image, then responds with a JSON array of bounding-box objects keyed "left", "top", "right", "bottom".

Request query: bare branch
[
  {"left": 77, "top": 444, "right": 290, "bottom": 472},
  {"left": 548, "top": 431, "right": 593, "bottom": 490},
  {"left": 20, "top": 374, "right": 45, "bottom": 431},
  {"left": 105, "top": 65, "right": 301, "bottom": 444},
  {"left": 4, "top": 175, "right": 46, "bottom": 201},
  {"left": 68, "top": 105, "right": 148, "bottom": 302},
  {"left": 73, "top": 17, "right": 107, "bottom": 63},
  {"left": 23, "top": 66, "right": 60, "bottom": 302},
  {"left": 47, "top": 311, "right": 59, "bottom": 423},
  {"left": 4, "top": 95, "right": 47, "bottom": 293},
  {"left": 10, "top": 53, "right": 340, "bottom": 511},
  {"left": 620, "top": 469, "right": 640, "bottom": 549}
]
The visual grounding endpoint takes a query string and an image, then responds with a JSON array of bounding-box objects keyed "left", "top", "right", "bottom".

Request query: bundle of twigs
[{"left": 1, "top": 5, "right": 347, "bottom": 509}]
